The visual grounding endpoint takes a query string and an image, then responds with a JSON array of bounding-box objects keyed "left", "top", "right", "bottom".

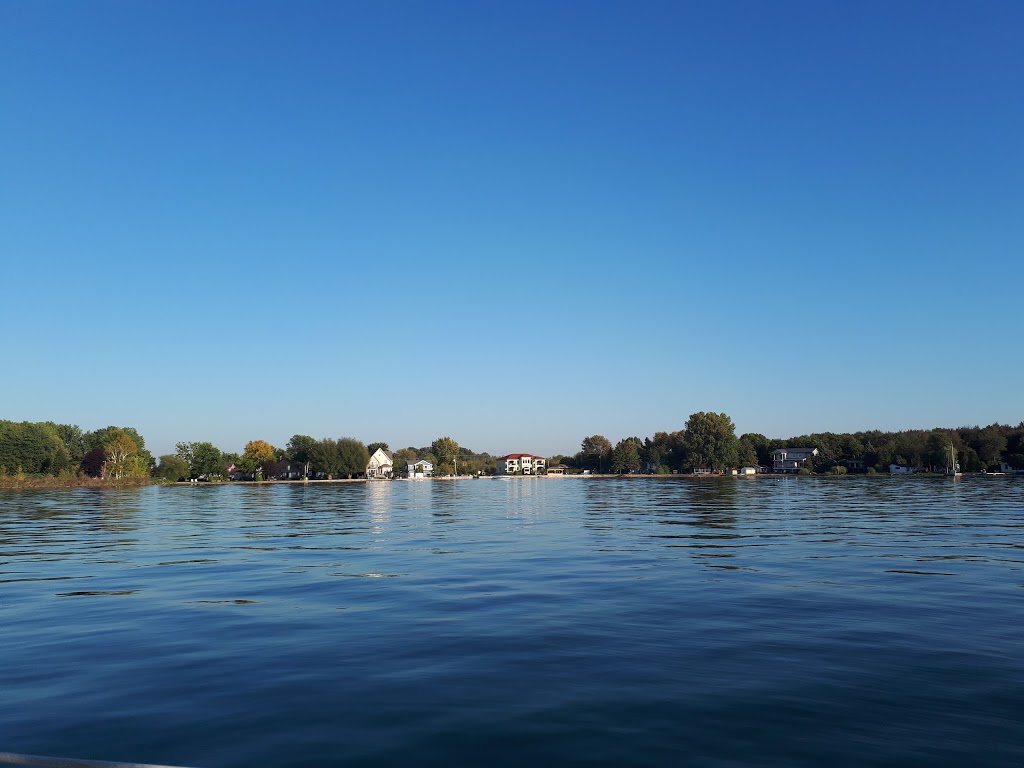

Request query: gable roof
[{"left": 369, "top": 447, "right": 394, "bottom": 463}]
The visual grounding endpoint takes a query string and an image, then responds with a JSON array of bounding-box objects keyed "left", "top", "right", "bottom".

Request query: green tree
[
  {"left": 338, "top": 438, "right": 370, "bottom": 478},
  {"left": 432, "top": 436, "right": 460, "bottom": 475},
  {"left": 651, "top": 430, "right": 685, "bottom": 471},
  {"left": 973, "top": 425, "right": 1007, "bottom": 469},
  {"left": 177, "top": 441, "right": 224, "bottom": 479},
  {"left": 0, "top": 421, "right": 71, "bottom": 475},
  {"left": 286, "top": 434, "right": 317, "bottom": 477},
  {"left": 581, "top": 435, "right": 612, "bottom": 472},
  {"left": 611, "top": 438, "right": 641, "bottom": 474},
  {"left": 49, "top": 423, "right": 86, "bottom": 462},
  {"left": 367, "top": 442, "right": 390, "bottom": 455},
  {"left": 739, "top": 432, "right": 771, "bottom": 466},
  {"left": 737, "top": 436, "right": 759, "bottom": 467},
  {"left": 104, "top": 433, "right": 139, "bottom": 479},
  {"left": 154, "top": 454, "right": 190, "bottom": 482},
  {"left": 681, "top": 412, "right": 739, "bottom": 471},
  {"left": 310, "top": 438, "right": 342, "bottom": 478},
  {"left": 924, "top": 430, "right": 957, "bottom": 471},
  {"left": 86, "top": 426, "right": 153, "bottom": 470},
  {"left": 639, "top": 438, "right": 662, "bottom": 471}
]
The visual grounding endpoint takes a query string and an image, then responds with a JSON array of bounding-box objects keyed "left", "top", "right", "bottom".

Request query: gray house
[
  {"left": 770, "top": 447, "right": 819, "bottom": 473},
  {"left": 405, "top": 459, "right": 433, "bottom": 478}
]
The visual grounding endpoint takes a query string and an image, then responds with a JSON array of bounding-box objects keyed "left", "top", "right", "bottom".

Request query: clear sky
[{"left": 2, "top": 0, "right": 1021, "bottom": 459}]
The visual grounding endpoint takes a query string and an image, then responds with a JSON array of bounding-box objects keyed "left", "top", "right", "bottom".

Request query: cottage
[
  {"left": 889, "top": 463, "right": 916, "bottom": 474},
  {"left": 366, "top": 448, "right": 394, "bottom": 479},
  {"left": 771, "top": 447, "right": 819, "bottom": 473},
  {"left": 546, "top": 464, "right": 567, "bottom": 476}
]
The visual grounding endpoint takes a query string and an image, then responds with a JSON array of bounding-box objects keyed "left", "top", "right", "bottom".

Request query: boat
[{"left": 943, "top": 443, "right": 961, "bottom": 477}]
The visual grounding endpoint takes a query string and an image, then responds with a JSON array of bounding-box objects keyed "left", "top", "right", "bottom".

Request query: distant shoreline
[{"left": 2, "top": 472, "right": 1011, "bottom": 492}]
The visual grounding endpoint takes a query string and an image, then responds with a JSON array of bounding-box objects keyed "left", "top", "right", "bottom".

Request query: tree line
[
  {"left": 153, "top": 434, "right": 496, "bottom": 481},
  {"left": 3, "top": 415, "right": 1023, "bottom": 485},
  {"left": 549, "top": 413, "right": 1024, "bottom": 475},
  {"left": 0, "top": 421, "right": 152, "bottom": 482}
]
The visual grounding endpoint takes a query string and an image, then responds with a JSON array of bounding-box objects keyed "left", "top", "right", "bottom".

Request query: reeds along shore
[{"left": 0, "top": 468, "right": 148, "bottom": 491}]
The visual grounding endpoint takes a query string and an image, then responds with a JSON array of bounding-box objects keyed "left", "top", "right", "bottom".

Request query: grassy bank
[{"left": 0, "top": 469, "right": 149, "bottom": 491}]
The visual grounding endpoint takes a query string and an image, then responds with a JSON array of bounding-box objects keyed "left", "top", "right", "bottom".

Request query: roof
[
  {"left": 499, "top": 453, "right": 544, "bottom": 460},
  {"left": 770, "top": 447, "right": 818, "bottom": 455}
]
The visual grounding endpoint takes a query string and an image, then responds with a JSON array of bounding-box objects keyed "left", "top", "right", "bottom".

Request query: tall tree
[
  {"left": 739, "top": 432, "right": 771, "bottom": 466},
  {"left": 154, "top": 455, "right": 190, "bottom": 482},
  {"left": 432, "top": 436, "right": 460, "bottom": 475},
  {"left": 49, "top": 423, "right": 86, "bottom": 462},
  {"left": 337, "top": 438, "right": 370, "bottom": 479},
  {"left": 681, "top": 412, "right": 739, "bottom": 471},
  {"left": 103, "top": 433, "right": 139, "bottom": 479},
  {"left": 243, "top": 439, "right": 276, "bottom": 479},
  {"left": 0, "top": 421, "right": 71, "bottom": 475},
  {"left": 85, "top": 426, "right": 153, "bottom": 469},
  {"left": 973, "top": 425, "right": 1007, "bottom": 468},
  {"left": 177, "top": 441, "right": 224, "bottom": 479},
  {"left": 287, "top": 434, "right": 318, "bottom": 477},
  {"left": 737, "top": 436, "right": 758, "bottom": 467},
  {"left": 581, "top": 435, "right": 612, "bottom": 472},
  {"left": 310, "top": 438, "right": 342, "bottom": 478},
  {"left": 611, "top": 438, "right": 641, "bottom": 474},
  {"left": 924, "top": 430, "right": 958, "bottom": 471}
]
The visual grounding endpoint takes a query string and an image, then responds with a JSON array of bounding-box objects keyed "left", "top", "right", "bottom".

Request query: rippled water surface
[{"left": 3, "top": 477, "right": 1023, "bottom": 767}]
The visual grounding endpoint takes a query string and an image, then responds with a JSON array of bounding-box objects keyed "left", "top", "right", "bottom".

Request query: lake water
[{"left": 2, "top": 477, "right": 1023, "bottom": 767}]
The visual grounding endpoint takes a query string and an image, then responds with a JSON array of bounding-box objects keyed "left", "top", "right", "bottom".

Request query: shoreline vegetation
[
  {"left": 3, "top": 470, "right": 1016, "bottom": 493},
  {"left": 2, "top": 413, "right": 1023, "bottom": 491}
]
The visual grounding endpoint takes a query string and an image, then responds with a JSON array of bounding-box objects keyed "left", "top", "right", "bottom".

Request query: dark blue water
[{"left": 2, "top": 477, "right": 1023, "bottom": 767}]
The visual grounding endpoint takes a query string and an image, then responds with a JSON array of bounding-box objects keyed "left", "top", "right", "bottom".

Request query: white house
[
  {"left": 495, "top": 454, "right": 547, "bottom": 475},
  {"left": 889, "top": 463, "right": 916, "bottom": 474},
  {"left": 405, "top": 459, "right": 433, "bottom": 478},
  {"left": 771, "top": 447, "right": 819, "bottom": 473},
  {"left": 366, "top": 448, "right": 393, "bottom": 479},
  {"left": 999, "top": 462, "right": 1024, "bottom": 475}
]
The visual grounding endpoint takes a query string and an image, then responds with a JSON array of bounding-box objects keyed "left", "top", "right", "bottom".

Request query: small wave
[{"left": 192, "top": 599, "right": 257, "bottom": 604}]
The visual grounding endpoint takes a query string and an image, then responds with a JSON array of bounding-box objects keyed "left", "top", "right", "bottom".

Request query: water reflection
[{"left": 3, "top": 477, "right": 1024, "bottom": 767}]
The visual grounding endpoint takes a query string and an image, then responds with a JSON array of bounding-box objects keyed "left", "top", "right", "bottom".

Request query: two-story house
[
  {"left": 405, "top": 459, "right": 433, "bottom": 478},
  {"left": 770, "top": 447, "right": 819, "bottom": 473},
  {"left": 366, "top": 448, "right": 394, "bottom": 479},
  {"left": 495, "top": 453, "right": 547, "bottom": 475}
]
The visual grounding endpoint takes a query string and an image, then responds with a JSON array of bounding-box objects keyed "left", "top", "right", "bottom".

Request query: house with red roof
[{"left": 495, "top": 453, "right": 547, "bottom": 475}]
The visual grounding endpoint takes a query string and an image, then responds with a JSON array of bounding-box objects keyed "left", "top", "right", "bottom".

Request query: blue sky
[{"left": 2, "top": 1, "right": 1021, "bottom": 459}]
